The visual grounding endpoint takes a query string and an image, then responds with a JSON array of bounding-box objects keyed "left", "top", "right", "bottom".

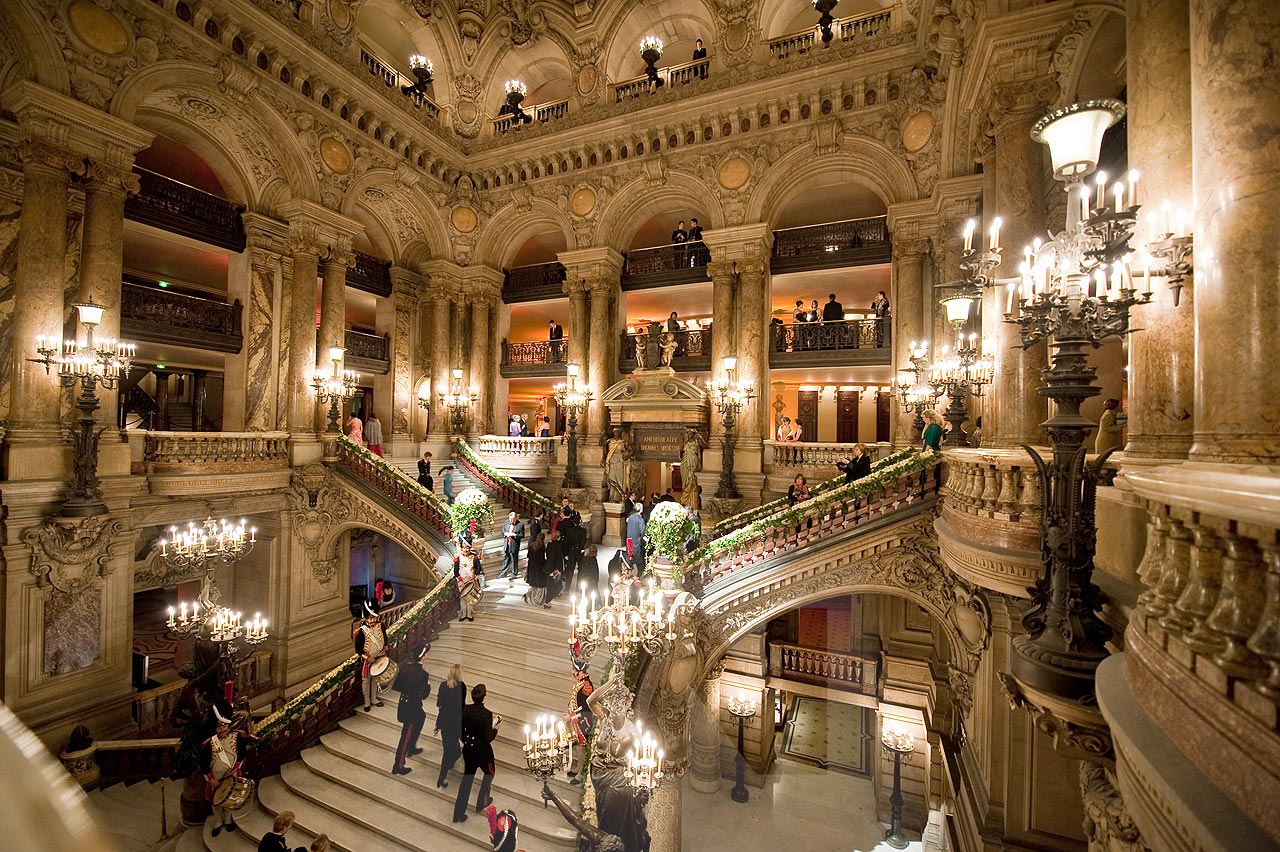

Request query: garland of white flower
[
  {"left": 454, "top": 438, "right": 557, "bottom": 513},
  {"left": 645, "top": 502, "right": 698, "bottom": 564},
  {"left": 254, "top": 573, "right": 457, "bottom": 742},
  {"left": 692, "top": 450, "right": 942, "bottom": 566},
  {"left": 449, "top": 487, "right": 494, "bottom": 535},
  {"left": 337, "top": 435, "right": 451, "bottom": 524},
  {"left": 708, "top": 446, "right": 918, "bottom": 538}
]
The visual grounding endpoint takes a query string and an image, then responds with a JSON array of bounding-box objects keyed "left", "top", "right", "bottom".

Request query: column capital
[
  {"left": 3, "top": 80, "right": 153, "bottom": 167},
  {"left": 557, "top": 246, "right": 625, "bottom": 284},
  {"left": 83, "top": 160, "right": 141, "bottom": 197},
  {"left": 389, "top": 266, "right": 423, "bottom": 301},
  {"left": 980, "top": 77, "right": 1059, "bottom": 136},
  {"left": 278, "top": 198, "right": 364, "bottom": 249},
  {"left": 702, "top": 222, "right": 773, "bottom": 262},
  {"left": 18, "top": 138, "right": 86, "bottom": 178},
  {"left": 321, "top": 235, "right": 356, "bottom": 271},
  {"left": 243, "top": 212, "right": 290, "bottom": 256}
]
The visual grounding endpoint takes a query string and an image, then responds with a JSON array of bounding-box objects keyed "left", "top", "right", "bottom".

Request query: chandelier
[
  {"left": 523, "top": 714, "right": 573, "bottom": 782},
  {"left": 570, "top": 578, "right": 676, "bottom": 667},
  {"left": 639, "top": 35, "right": 663, "bottom": 55},
  {"left": 159, "top": 516, "right": 257, "bottom": 571},
  {"left": 167, "top": 582, "right": 268, "bottom": 646},
  {"left": 311, "top": 347, "right": 360, "bottom": 433},
  {"left": 161, "top": 516, "right": 266, "bottom": 645},
  {"left": 504, "top": 79, "right": 527, "bottom": 96},
  {"left": 624, "top": 726, "right": 665, "bottom": 793},
  {"left": 895, "top": 341, "right": 943, "bottom": 435},
  {"left": 403, "top": 54, "right": 434, "bottom": 99}
]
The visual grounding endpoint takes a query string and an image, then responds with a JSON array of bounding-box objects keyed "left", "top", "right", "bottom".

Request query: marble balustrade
[
  {"left": 765, "top": 440, "right": 894, "bottom": 469},
  {"left": 138, "top": 430, "right": 290, "bottom": 472}
]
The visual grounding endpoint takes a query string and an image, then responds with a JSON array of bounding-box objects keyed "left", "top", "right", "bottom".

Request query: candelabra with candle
[
  {"left": 880, "top": 722, "right": 915, "bottom": 849},
  {"left": 502, "top": 79, "right": 531, "bottom": 126},
  {"left": 436, "top": 368, "right": 480, "bottom": 436},
  {"left": 523, "top": 714, "right": 573, "bottom": 789},
  {"left": 1144, "top": 198, "right": 1195, "bottom": 307},
  {"left": 624, "top": 727, "right": 665, "bottom": 808},
  {"left": 159, "top": 516, "right": 257, "bottom": 571},
  {"left": 570, "top": 578, "right": 678, "bottom": 669},
  {"left": 708, "top": 357, "right": 755, "bottom": 498},
  {"left": 727, "top": 692, "right": 758, "bottom": 803},
  {"left": 554, "top": 364, "right": 592, "bottom": 489},
  {"left": 928, "top": 334, "right": 994, "bottom": 449},
  {"left": 311, "top": 347, "right": 360, "bottom": 433},
  {"left": 813, "top": 0, "right": 840, "bottom": 44},
  {"left": 161, "top": 516, "right": 267, "bottom": 646},
  {"left": 29, "top": 300, "right": 135, "bottom": 517},
  {"left": 639, "top": 36, "right": 664, "bottom": 89},
  {"left": 895, "top": 341, "right": 943, "bottom": 437},
  {"left": 1002, "top": 99, "right": 1152, "bottom": 705},
  {"left": 402, "top": 54, "right": 433, "bottom": 99}
]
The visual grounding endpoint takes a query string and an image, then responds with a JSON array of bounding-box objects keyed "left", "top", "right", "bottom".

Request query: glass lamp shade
[
  {"left": 75, "top": 302, "right": 106, "bottom": 327},
  {"left": 409, "top": 54, "right": 432, "bottom": 72},
  {"left": 504, "top": 79, "right": 528, "bottom": 96},
  {"left": 1031, "top": 100, "right": 1126, "bottom": 179},
  {"left": 639, "top": 35, "right": 663, "bottom": 54},
  {"left": 940, "top": 293, "right": 975, "bottom": 325}
]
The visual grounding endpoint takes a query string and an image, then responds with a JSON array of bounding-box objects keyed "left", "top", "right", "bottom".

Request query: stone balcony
[
  {"left": 129, "top": 430, "right": 291, "bottom": 495},
  {"left": 471, "top": 435, "right": 558, "bottom": 480}
]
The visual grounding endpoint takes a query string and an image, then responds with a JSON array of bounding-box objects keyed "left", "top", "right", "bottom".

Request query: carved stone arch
[
  {"left": 746, "top": 136, "right": 918, "bottom": 226},
  {"left": 473, "top": 198, "right": 573, "bottom": 269},
  {"left": 593, "top": 170, "right": 726, "bottom": 252},
  {"left": 358, "top": 0, "right": 456, "bottom": 105},
  {"left": 343, "top": 172, "right": 450, "bottom": 264},
  {"left": 596, "top": 0, "right": 720, "bottom": 84},
  {"left": 343, "top": 202, "right": 398, "bottom": 264},
  {"left": 312, "top": 519, "right": 444, "bottom": 585},
  {"left": 480, "top": 37, "right": 575, "bottom": 118},
  {"left": 0, "top": 0, "right": 71, "bottom": 93}
]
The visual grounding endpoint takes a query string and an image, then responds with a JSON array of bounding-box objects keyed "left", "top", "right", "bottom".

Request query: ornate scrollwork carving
[
  {"left": 1080, "top": 761, "right": 1151, "bottom": 852},
  {"left": 999, "top": 672, "right": 1114, "bottom": 763},
  {"left": 25, "top": 515, "right": 125, "bottom": 594}
]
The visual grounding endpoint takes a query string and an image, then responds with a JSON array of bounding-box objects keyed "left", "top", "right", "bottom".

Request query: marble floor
[{"left": 682, "top": 757, "right": 922, "bottom": 852}]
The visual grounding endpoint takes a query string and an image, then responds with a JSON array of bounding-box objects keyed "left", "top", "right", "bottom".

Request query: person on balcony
[
  {"left": 822, "top": 292, "right": 844, "bottom": 322},
  {"left": 418, "top": 451, "right": 434, "bottom": 491},
  {"left": 549, "top": 319, "right": 564, "bottom": 362},
  {"left": 499, "top": 512, "right": 525, "bottom": 580},
  {"left": 671, "top": 220, "right": 688, "bottom": 267},
  {"left": 509, "top": 414, "right": 523, "bottom": 437},
  {"left": 776, "top": 416, "right": 794, "bottom": 442},
  {"left": 837, "top": 444, "right": 872, "bottom": 483},
  {"left": 1096, "top": 398, "right": 1126, "bottom": 455},
  {"left": 346, "top": 411, "right": 363, "bottom": 445},
  {"left": 688, "top": 218, "right": 706, "bottom": 265},
  {"left": 365, "top": 412, "right": 384, "bottom": 457},
  {"left": 792, "top": 299, "right": 809, "bottom": 350},
  {"left": 520, "top": 414, "right": 531, "bottom": 437},
  {"left": 693, "top": 38, "right": 707, "bottom": 64},
  {"left": 872, "top": 290, "right": 891, "bottom": 347},
  {"left": 922, "top": 409, "right": 944, "bottom": 453},
  {"left": 538, "top": 416, "right": 552, "bottom": 437}
]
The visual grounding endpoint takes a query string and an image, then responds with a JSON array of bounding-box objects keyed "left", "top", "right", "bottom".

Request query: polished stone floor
[{"left": 682, "top": 757, "right": 922, "bottom": 851}]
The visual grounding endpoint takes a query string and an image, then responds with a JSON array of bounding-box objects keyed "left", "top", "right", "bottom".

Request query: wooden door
[
  {"left": 876, "top": 392, "right": 891, "bottom": 443},
  {"left": 796, "top": 390, "right": 818, "bottom": 443},
  {"left": 836, "top": 390, "right": 859, "bottom": 443}
]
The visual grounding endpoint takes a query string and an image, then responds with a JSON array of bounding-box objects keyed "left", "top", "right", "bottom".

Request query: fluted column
[
  {"left": 1188, "top": 0, "right": 1280, "bottom": 463},
  {"left": 468, "top": 297, "right": 491, "bottom": 437},
  {"left": 7, "top": 140, "right": 82, "bottom": 445},
  {"left": 890, "top": 235, "right": 928, "bottom": 446},
  {"left": 318, "top": 241, "right": 353, "bottom": 432},
  {"left": 285, "top": 226, "right": 322, "bottom": 435},
  {"left": 982, "top": 82, "right": 1053, "bottom": 447},
  {"left": 688, "top": 664, "right": 725, "bottom": 794}
]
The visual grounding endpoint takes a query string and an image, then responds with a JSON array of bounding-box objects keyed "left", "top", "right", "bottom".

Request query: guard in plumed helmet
[
  {"left": 201, "top": 706, "right": 245, "bottom": 837},
  {"left": 391, "top": 643, "right": 432, "bottom": 775},
  {"left": 353, "top": 602, "right": 387, "bottom": 711},
  {"left": 485, "top": 805, "right": 522, "bottom": 852}
]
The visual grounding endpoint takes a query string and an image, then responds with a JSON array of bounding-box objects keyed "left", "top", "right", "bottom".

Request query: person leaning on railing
[{"left": 836, "top": 444, "right": 872, "bottom": 483}]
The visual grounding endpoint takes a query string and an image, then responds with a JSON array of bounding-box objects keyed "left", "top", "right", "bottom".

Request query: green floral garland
[
  {"left": 454, "top": 439, "right": 557, "bottom": 513},
  {"left": 692, "top": 450, "right": 940, "bottom": 564},
  {"left": 645, "top": 502, "right": 698, "bottom": 564},
  {"left": 338, "top": 435, "right": 450, "bottom": 518},
  {"left": 449, "top": 487, "right": 494, "bottom": 536},
  {"left": 254, "top": 573, "right": 456, "bottom": 743},
  {"left": 708, "top": 446, "right": 918, "bottom": 538}
]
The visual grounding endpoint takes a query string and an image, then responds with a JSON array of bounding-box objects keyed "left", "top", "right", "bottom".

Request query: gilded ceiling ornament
[{"left": 66, "top": 0, "right": 130, "bottom": 56}]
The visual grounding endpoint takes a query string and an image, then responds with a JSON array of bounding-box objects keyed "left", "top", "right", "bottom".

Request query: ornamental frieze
[{"left": 25, "top": 514, "right": 126, "bottom": 594}]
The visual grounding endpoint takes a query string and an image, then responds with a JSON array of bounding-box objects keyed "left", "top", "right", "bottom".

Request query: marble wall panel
[
  {"left": 244, "top": 263, "right": 277, "bottom": 431},
  {"left": 43, "top": 587, "right": 102, "bottom": 676}
]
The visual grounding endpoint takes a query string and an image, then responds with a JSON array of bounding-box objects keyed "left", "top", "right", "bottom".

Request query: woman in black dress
[
  {"left": 435, "top": 663, "right": 466, "bottom": 789},
  {"left": 417, "top": 451, "right": 434, "bottom": 491},
  {"left": 524, "top": 533, "right": 548, "bottom": 607},
  {"left": 544, "top": 529, "right": 565, "bottom": 608}
]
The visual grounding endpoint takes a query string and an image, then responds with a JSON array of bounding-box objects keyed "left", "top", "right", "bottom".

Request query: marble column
[
  {"left": 688, "top": 665, "right": 724, "bottom": 794},
  {"left": 587, "top": 279, "right": 620, "bottom": 441},
  {"left": 318, "top": 242, "right": 353, "bottom": 432},
  {"left": 1125, "top": 0, "right": 1194, "bottom": 459},
  {"left": 386, "top": 270, "right": 419, "bottom": 449},
  {"left": 286, "top": 227, "right": 322, "bottom": 435},
  {"left": 891, "top": 238, "right": 928, "bottom": 446},
  {"left": 983, "top": 86, "right": 1051, "bottom": 447},
  {"left": 468, "top": 297, "right": 491, "bottom": 437},
  {"left": 8, "top": 140, "right": 81, "bottom": 442},
  {"left": 77, "top": 162, "right": 139, "bottom": 441},
  {"left": 735, "top": 257, "right": 770, "bottom": 444},
  {"left": 236, "top": 238, "right": 283, "bottom": 433},
  {"left": 707, "top": 261, "right": 737, "bottom": 377},
  {"left": 489, "top": 301, "right": 508, "bottom": 434},
  {"left": 646, "top": 777, "right": 683, "bottom": 852},
  {"left": 191, "top": 370, "right": 208, "bottom": 431},
  {"left": 1188, "top": 0, "right": 1280, "bottom": 464},
  {"left": 565, "top": 278, "right": 589, "bottom": 376},
  {"left": 427, "top": 293, "right": 452, "bottom": 441}
]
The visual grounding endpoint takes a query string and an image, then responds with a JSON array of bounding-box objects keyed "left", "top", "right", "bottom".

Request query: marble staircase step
[
  {"left": 301, "top": 737, "right": 577, "bottom": 846},
  {"left": 85, "top": 786, "right": 169, "bottom": 848},
  {"left": 420, "top": 635, "right": 590, "bottom": 695},
  {"left": 202, "top": 795, "right": 314, "bottom": 852},
  {"left": 362, "top": 697, "right": 565, "bottom": 764}
]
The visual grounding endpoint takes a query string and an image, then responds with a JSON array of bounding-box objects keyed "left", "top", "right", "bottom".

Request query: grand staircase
[
  {"left": 179, "top": 579, "right": 600, "bottom": 852},
  {"left": 84, "top": 779, "right": 183, "bottom": 852}
]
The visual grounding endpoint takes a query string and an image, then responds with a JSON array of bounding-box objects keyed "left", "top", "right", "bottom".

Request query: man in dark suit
[
  {"left": 822, "top": 293, "right": 844, "bottom": 321},
  {"left": 687, "top": 217, "right": 705, "bottom": 266},
  {"left": 549, "top": 319, "right": 564, "bottom": 362},
  {"left": 452, "top": 683, "right": 499, "bottom": 823},
  {"left": 625, "top": 505, "right": 646, "bottom": 574},
  {"left": 499, "top": 512, "right": 524, "bottom": 579},
  {"left": 692, "top": 38, "right": 708, "bottom": 78},
  {"left": 391, "top": 644, "right": 432, "bottom": 775},
  {"left": 671, "top": 220, "right": 688, "bottom": 268}
]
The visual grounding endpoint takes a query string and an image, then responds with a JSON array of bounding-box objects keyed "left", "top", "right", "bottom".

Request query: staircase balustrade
[
  {"left": 690, "top": 455, "right": 943, "bottom": 589},
  {"left": 141, "top": 430, "right": 289, "bottom": 473},
  {"left": 334, "top": 437, "right": 452, "bottom": 537},
  {"left": 766, "top": 440, "right": 894, "bottom": 469},
  {"left": 769, "top": 641, "right": 879, "bottom": 695},
  {"left": 454, "top": 438, "right": 558, "bottom": 517},
  {"left": 470, "top": 435, "right": 559, "bottom": 481},
  {"left": 132, "top": 649, "right": 273, "bottom": 737},
  {"left": 93, "top": 738, "right": 180, "bottom": 786}
]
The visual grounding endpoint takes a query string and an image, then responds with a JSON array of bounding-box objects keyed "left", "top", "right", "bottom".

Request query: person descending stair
[
  {"left": 452, "top": 683, "right": 499, "bottom": 823},
  {"left": 454, "top": 540, "right": 485, "bottom": 622},
  {"left": 353, "top": 603, "right": 388, "bottom": 711},
  {"left": 391, "top": 643, "right": 432, "bottom": 776}
]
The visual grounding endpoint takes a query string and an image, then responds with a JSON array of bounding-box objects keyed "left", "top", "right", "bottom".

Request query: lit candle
[
  {"left": 1093, "top": 268, "right": 1107, "bottom": 299},
  {"left": 1176, "top": 208, "right": 1189, "bottom": 237},
  {"left": 1142, "top": 253, "right": 1152, "bottom": 294},
  {"left": 1113, "top": 182, "right": 1125, "bottom": 213},
  {"left": 962, "top": 219, "right": 975, "bottom": 253},
  {"left": 525, "top": 726, "right": 531, "bottom": 749},
  {"left": 1127, "top": 169, "right": 1139, "bottom": 209},
  {"left": 988, "top": 217, "right": 1002, "bottom": 251},
  {"left": 1080, "top": 186, "right": 1091, "bottom": 222},
  {"left": 1161, "top": 199, "right": 1172, "bottom": 236},
  {"left": 1094, "top": 171, "right": 1108, "bottom": 213}
]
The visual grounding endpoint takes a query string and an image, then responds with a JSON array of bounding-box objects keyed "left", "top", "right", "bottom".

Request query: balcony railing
[
  {"left": 612, "top": 57, "right": 711, "bottom": 102},
  {"left": 771, "top": 216, "right": 891, "bottom": 273},
  {"left": 500, "top": 340, "right": 569, "bottom": 377},
  {"left": 619, "top": 327, "right": 711, "bottom": 372},
  {"left": 344, "top": 328, "right": 391, "bottom": 374},
  {"left": 493, "top": 98, "right": 570, "bottom": 134},
  {"left": 768, "top": 641, "right": 879, "bottom": 696},
  {"left": 767, "top": 8, "right": 895, "bottom": 60},
  {"left": 125, "top": 167, "right": 246, "bottom": 251},
  {"left": 142, "top": 430, "right": 290, "bottom": 473},
  {"left": 766, "top": 440, "right": 894, "bottom": 469},
  {"left": 621, "top": 242, "right": 710, "bottom": 287},
  {"left": 121, "top": 281, "right": 243, "bottom": 353},
  {"left": 348, "top": 250, "right": 392, "bottom": 297},
  {"left": 468, "top": 435, "right": 560, "bottom": 482},
  {"left": 357, "top": 42, "right": 442, "bottom": 121},
  {"left": 769, "top": 318, "right": 891, "bottom": 367},
  {"left": 502, "top": 261, "right": 568, "bottom": 302},
  {"left": 131, "top": 649, "right": 273, "bottom": 737}
]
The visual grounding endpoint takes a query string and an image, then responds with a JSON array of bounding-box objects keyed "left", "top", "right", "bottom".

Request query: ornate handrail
[
  {"left": 357, "top": 41, "right": 442, "bottom": 120},
  {"left": 493, "top": 98, "right": 571, "bottom": 133},
  {"left": 619, "top": 326, "right": 712, "bottom": 371},
  {"left": 770, "top": 318, "right": 887, "bottom": 353},
  {"left": 612, "top": 57, "right": 711, "bottom": 101},
  {"left": 131, "top": 650, "right": 273, "bottom": 737},
  {"left": 766, "top": 440, "right": 894, "bottom": 468},
  {"left": 252, "top": 575, "right": 458, "bottom": 778},
  {"left": 475, "top": 435, "right": 558, "bottom": 458},
  {"left": 125, "top": 167, "right": 246, "bottom": 252},
  {"left": 344, "top": 328, "right": 390, "bottom": 364},
  {"left": 142, "top": 431, "right": 289, "bottom": 472},
  {"left": 502, "top": 339, "right": 568, "bottom": 366},
  {"left": 771, "top": 216, "right": 890, "bottom": 258},
  {"left": 121, "top": 281, "right": 244, "bottom": 354},
  {"left": 769, "top": 641, "right": 879, "bottom": 695},
  {"left": 503, "top": 261, "right": 567, "bottom": 301},
  {"left": 454, "top": 438, "right": 558, "bottom": 516},
  {"left": 623, "top": 242, "right": 710, "bottom": 278},
  {"left": 690, "top": 454, "right": 943, "bottom": 589},
  {"left": 334, "top": 436, "right": 453, "bottom": 537},
  {"left": 767, "top": 8, "right": 894, "bottom": 59},
  {"left": 348, "top": 250, "right": 392, "bottom": 297},
  {"left": 710, "top": 447, "right": 918, "bottom": 538}
]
